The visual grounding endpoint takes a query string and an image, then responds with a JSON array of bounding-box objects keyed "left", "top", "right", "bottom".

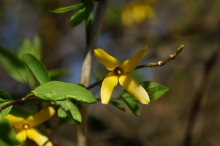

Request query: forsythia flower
[
  {"left": 94, "top": 48, "right": 150, "bottom": 104},
  {"left": 5, "top": 106, "right": 55, "bottom": 146},
  {"left": 121, "top": 1, "right": 155, "bottom": 27}
]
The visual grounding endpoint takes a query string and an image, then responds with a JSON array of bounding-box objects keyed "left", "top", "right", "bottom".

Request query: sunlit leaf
[
  {"left": 149, "top": 85, "right": 169, "bottom": 101},
  {"left": 0, "top": 103, "right": 12, "bottom": 118},
  {"left": 0, "top": 46, "right": 28, "bottom": 83},
  {"left": 0, "top": 119, "right": 20, "bottom": 146},
  {"left": 31, "top": 81, "right": 97, "bottom": 103},
  {"left": 51, "top": 3, "right": 84, "bottom": 13},
  {"left": 57, "top": 100, "right": 81, "bottom": 123},
  {"left": 57, "top": 107, "right": 67, "bottom": 118},
  {"left": 23, "top": 54, "right": 50, "bottom": 85},
  {"left": 70, "top": 7, "right": 86, "bottom": 28},
  {"left": 109, "top": 101, "right": 125, "bottom": 112}
]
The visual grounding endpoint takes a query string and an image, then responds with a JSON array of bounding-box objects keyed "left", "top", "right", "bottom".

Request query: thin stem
[
  {"left": 0, "top": 97, "right": 46, "bottom": 110},
  {"left": 77, "top": 1, "right": 109, "bottom": 146},
  {"left": 135, "top": 45, "right": 184, "bottom": 69},
  {"left": 86, "top": 45, "right": 184, "bottom": 90}
]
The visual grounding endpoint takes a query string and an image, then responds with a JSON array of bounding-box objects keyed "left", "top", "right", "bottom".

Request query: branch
[
  {"left": 0, "top": 97, "right": 47, "bottom": 110},
  {"left": 135, "top": 45, "right": 184, "bottom": 69},
  {"left": 77, "top": 1, "right": 109, "bottom": 146}
]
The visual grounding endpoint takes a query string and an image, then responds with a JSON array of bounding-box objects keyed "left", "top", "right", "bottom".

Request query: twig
[
  {"left": 136, "top": 45, "right": 184, "bottom": 69},
  {"left": 86, "top": 45, "right": 184, "bottom": 90},
  {"left": 77, "top": 1, "right": 109, "bottom": 146},
  {"left": 0, "top": 97, "right": 47, "bottom": 110},
  {"left": 183, "top": 47, "right": 219, "bottom": 146}
]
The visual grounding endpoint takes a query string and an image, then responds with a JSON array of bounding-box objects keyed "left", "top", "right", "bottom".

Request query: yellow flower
[
  {"left": 94, "top": 48, "right": 150, "bottom": 104},
  {"left": 121, "top": 1, "right": 155, "bottom": 27},
  {"left": 5, "top": 106, "right": 55, "bottom": 146}
]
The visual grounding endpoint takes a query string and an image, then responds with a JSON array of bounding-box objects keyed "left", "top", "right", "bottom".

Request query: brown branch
[
  {"left": 77, "top": 1, "right": 109, "bottom": 146},
  {"left": 135, "top": 45, "right": 184, "bottom": 69},
  {"left": 0, "top": 97, "right": 47, "bottom": 110},
  {"left": 183, "top": 47, "right": 219, "bottom": 146}
]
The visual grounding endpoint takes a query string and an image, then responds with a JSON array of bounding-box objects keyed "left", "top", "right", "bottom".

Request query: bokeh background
[{"left": 0, "top": 0, "right": 220, "bottom": 146}]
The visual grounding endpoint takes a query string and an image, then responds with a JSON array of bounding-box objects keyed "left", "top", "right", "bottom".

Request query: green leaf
[
  {"left": 57, "top": 100, "right": 81, "bottom": 123},
  {"left": 0, "top": 118, "right": 20, "bottom": 145},
  {"left": 109, "top": 101, "right": 125, "bottom": 112},
  {"left": 140, "top": 81, "right": 169, "bottom": 101},
  {"left": 0, "top": 102, "right": 12, "bottom": 118},
  {"left": 31, "top": 81, "right": 97, "bottom": 103},
  {"left": 0, "top": 46, "right": 28, "bottom": 83},
  {"left": 70, "top": 7, "right": 86, "bottom": 28},
  {"left": 48, "top": 69, "right": 69, "bottom": 80},
  {"left": 51, "top": 3, "right": 84, "bottom": 13},
  {"left": 119, "top": 96, "right": 140, "bottom": 116},
  {"left": 57, "top": 107, "right": 67, "bottom": 118},
  {"left": 0, "top": 89, "right": 12, "bottom": 102},
  {"left": 149, "top": 85, "right": 169, "bottom": 101},
  {"left": 84, "top": 1, "right": 93, "bottom": 45},
  {"left": 120, "top": 81, "right": 169, "bottom": 102},
  {"left": 17, "top": 35, "right": 41, "bottom": 61},
  {"left": 23, "top": 54, "right": 50, "bottom": 85}
]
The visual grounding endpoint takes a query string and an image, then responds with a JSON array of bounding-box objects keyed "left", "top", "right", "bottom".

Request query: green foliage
[
  {"left": 0, "top": 103, "right": 12, "bottom": 118},
  {"left": 119, "top": 81, "right": 169, "bottom": 115},
  {"left": 57, "top": 107, "right": 68, "bottom": 118},
  {"left": 0, "top": 89, "right": 12, "bottom": 102},
  {"left": 109, "top": 101, "right": 125, "bottom": 112},
  {"left": 0, "top": 89, "right": 13, "bottom": 118},
  {"left": 17, "top": 35, "right": 41, "bottom": 60},
  {"left": 51, "top": 3, "right": 84, "bottom": 13},
  {"left": 57, "top": 100, "right": 81, "bottom": 124},
  {"left": 0, "top": 46, "right": 28, "bottom": 83},
  {"left": 0, "top": 119, "right": 20, "bottom": 146},
  {"left": 48, "top": 69, "right": 69, "bottom": 80},
  {"left": 119, "top": 96, "right": 140, "bottom": 116},
  {"left": 23, "top": 54, "right": 50, "bottom": 85},
  {"left": 70, "top": 7, "right": 86, "bottom": 28},
  {"left": 31, "top": 81, "right": 97, "bottom": 103}
]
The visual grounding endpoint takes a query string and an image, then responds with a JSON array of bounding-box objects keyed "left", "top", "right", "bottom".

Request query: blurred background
[{"left": 0, "top": 0, "right": 220, "bottom": 146}]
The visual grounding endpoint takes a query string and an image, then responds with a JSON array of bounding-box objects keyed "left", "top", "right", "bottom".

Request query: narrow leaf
[
  {"left": 51, "top": 3, "right": 84, "bottom": 13},
  {"left": 119, "top": 96, "right": 140, "bottom": 116},
  {"left": 0, "top": 102, "right": 12, "bottom": 118},
  {"left": 23, "top": 54, "right": 50, "bottom": 85},
  {"left": 70, "top": 7, "right": 86, "bottom": 28},
  {"left": 0, "top": 46, "right": 28, "bottom": 83},
  {"left": 109, "top": 101, "right": 125, "bottom": 112},
  {"left": 31, "top": 81, "right": 97, "bottom": 103},
  {"left": 0, "top": 119, "right": 20, "bottom": 145},
  {"left": 150, "top": 85, "right": 169, "bottom": 101},
  {"left": 56, "top": 100, "right": 81, "bottom": 123},
  {"left": 0, "top": 89, "right": 12, "bottom": 102},
  {"left": 57, "top": 107, "right": 68, "bottom": 118}
]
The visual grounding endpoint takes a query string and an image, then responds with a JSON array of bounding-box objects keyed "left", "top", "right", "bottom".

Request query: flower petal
[
  {"left": 121, "top": 48, "right": 147, "bottom": 72},
  {"left": 101, "top": 72, "right": 118, "bottom": 104},
  {"left": 119, "top": 74, "right": 150, "bottom": 104},
  {"left": 26, "top": 107, "right": 55, "bottom": 127},
  {"left": 94, "top": 49, "right": 120, "bottom": 71},
  {"left": 16, "top": 130, "right": 27, "bottom": 143},
  {"left": 27, "top": 128, "right": 52, "bottom": 146},
  {"left": 5, "top": 114, "right": 25, "bottom": 129}
]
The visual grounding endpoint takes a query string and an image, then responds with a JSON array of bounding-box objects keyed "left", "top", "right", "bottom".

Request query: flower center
[
  {"left": 23, "top": 123, "right": 30, "bottom": 130},
  {"left": 113, "top": 67, "right": 124, "bottom": 76}
]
